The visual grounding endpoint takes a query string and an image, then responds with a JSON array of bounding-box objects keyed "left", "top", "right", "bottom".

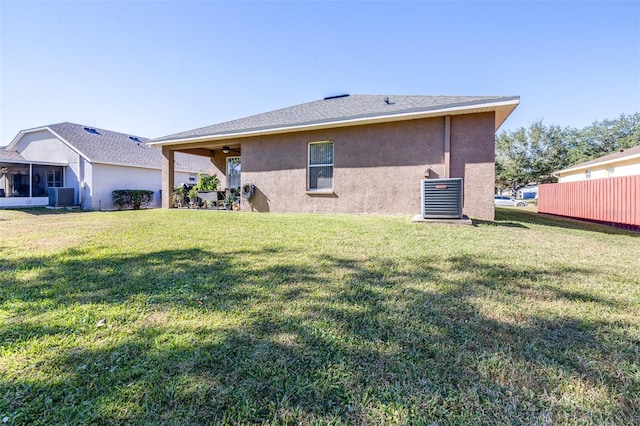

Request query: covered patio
[{"left": 159, "top": 143, "right": 242, "bottom": 209}]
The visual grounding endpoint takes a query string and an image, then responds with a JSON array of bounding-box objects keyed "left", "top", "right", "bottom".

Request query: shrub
[{"left": 111, "top": 190, "right": 154, "bottom": 210}]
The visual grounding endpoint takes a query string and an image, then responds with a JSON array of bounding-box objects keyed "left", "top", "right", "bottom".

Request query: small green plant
[
  {"left": 195, "top": 172, "right": 219, "bottom": 192},
  {"left": 187, "top": 187, "right": 200, "bottom": 207},
  {"left": 111, "top": 190, "right": 154, "bottom": 210},
  {"left": 172, "top": 186, "right": 185, "bottom": 207}
]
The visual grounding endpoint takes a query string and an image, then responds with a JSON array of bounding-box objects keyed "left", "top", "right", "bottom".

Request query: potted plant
[
  {"left": 173, "top": 186, "right": 185, "bottom": 208},
  {"left": 195, "top": 172, "right": 219, "bottom": 193},
  {"left": 194, "top": 173, "right": 220, "bottom": 207},
  {"left": 188, "top": 187, "right": 200, "bottom": 208},
  {"left": 224, "top": 194, "right": 235, "bottom": 210}
]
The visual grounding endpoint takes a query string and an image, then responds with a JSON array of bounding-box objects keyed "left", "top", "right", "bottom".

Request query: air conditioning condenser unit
[
  {"left": 48, "top": 187, "right": 75, "bottom": 207},
  {"left": 421, "top": 178, "right": 463, "bottom": 219}
]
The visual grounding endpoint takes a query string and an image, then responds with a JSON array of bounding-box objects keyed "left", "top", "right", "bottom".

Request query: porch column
[
  {"left": 29, "top": 163, "right": 33, "bottom": 198},
  {"left": 161, "top": 146, "right": 174, "bottom": 209},
  {"left": 444, "top": 115, "right": 451, "bottom": 178}
]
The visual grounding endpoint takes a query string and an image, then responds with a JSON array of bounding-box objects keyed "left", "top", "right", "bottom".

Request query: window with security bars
[{"left": 308, "top": 141, "right": 333, "bottom": 191}]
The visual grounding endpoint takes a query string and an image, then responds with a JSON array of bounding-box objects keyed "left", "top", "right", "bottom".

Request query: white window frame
[
  {"left": 47, "top": 170, "right": 63, "bottom": 187},
  {"left": 226, "top": 156, "right": 241, "bottom": 189},
  {"left": 307, "top": 141, "right": 334, "bottom": 191}
]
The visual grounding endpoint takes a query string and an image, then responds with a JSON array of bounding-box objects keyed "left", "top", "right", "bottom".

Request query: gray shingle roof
[
  {"left": 0, "top": 148, "right": 26, "bottom": 162},
  {"left": 151, "top": 94, "right": 519, "bottom": 143},
  {"left": 43, "top": 123, "right": 210, "bottom": 172}
]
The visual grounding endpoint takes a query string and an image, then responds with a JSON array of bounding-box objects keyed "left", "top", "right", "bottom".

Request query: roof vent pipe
[{"left": 323, "top": 94, "right": 350, "bottom": 100}]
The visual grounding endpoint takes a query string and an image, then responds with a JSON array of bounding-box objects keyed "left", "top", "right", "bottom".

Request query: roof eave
[
  {"left": 555, "top": 153, "right": 640, "bottom": 175},
  {"left": 0, "top": 158, "right": 68, "bottom": 166},
  {"left": 148, "top": 98, "right": 521, "bottom": 147}
]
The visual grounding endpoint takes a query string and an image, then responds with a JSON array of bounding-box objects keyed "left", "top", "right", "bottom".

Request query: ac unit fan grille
[
  {"left": 421, "top": 178, "right": 463, "bottom": 219},
  {"left": 48, "top": 187, "right": 75, "bottom": 207}
]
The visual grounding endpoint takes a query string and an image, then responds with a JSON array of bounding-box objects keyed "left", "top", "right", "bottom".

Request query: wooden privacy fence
[{"left": 538, "top": 175, "right": 640, "bottom": 230}]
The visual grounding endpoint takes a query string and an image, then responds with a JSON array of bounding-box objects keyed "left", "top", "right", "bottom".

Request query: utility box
[
  {"left": 421, "top": 178, "right": 463, "bottom": 219},
  {"left": 48, "top": 187, "right": 75, "bottom": 207}
]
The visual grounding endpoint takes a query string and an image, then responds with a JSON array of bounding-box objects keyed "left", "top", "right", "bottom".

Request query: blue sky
[{"left": 1, "top": 1, "right": 638, "bottom": 143}]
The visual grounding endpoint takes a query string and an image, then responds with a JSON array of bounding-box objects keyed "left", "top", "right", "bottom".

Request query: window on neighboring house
[
  {"left": 585, "top": 169, "right": 591, "bottom": 179},
  {"left": 607, "top": 168, "right": 615, "bottom": 177},
  {"left": 47, "top": 170, "right": 62, "bottom": 187},
  {"left": 308, "top": 141, "right": 333, "bottom": 191},
  {"left": 188, "top": 174, "right": 196, "bottom": 182}
]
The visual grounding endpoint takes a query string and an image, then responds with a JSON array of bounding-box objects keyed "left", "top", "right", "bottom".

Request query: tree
[
  {"left": 495, "top": 120, "right": 568, "bottom": 195},
  {"left": 495, "top": 113, "right": 640, "bottom": 195},
  {"left": 564, "top": 113, "right": 640, "bottom": 165}
]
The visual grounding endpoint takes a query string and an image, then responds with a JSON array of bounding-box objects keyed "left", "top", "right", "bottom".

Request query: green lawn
[{"left": 1, "top": 208, "right": 638, "bottom": 425}]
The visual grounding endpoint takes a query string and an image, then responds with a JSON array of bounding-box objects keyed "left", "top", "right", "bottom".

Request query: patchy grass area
[{"left": 1, "top": 208, "right": 638, "bottom": 425}]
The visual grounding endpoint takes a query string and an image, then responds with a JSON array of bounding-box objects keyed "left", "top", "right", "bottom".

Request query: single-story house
[
  {"left": 149, "top": 94, "right": 520, "bottom": 220},
  {"left": 1, "top": 122, "right": 212, "bottom": 210},
  {"left": 554, "top": 144, "right": 640, "bottom": 182}
]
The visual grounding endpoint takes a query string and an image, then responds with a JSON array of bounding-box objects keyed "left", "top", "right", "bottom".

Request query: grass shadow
[
  {"left": 1, "top": 225, "right": 638, "bottom": 423},
  {"left": 495, "top": 208, "right": 639, "bottom": 236}
]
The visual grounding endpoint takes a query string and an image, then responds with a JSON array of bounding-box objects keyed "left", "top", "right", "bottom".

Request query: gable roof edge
[{"left": 7, "top": 125, "right": 92, "bottom": 162}]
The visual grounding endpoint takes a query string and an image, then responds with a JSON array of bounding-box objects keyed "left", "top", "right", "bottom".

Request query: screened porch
[{"left": 0, "top": 161, "right": 66, "bottom": 208}]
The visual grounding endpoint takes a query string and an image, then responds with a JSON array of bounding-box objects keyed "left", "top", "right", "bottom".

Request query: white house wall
[
  {"left": 16, "top": 129, "right": 82, "bottom": 203},
  {"left": 90, "top": 164, "right": 194, "bottom": 210},
  {"left": 558, "top": 160, "right": 640, "bottom": 183},
  {"left": 613, "top": 162, "right": 640, "bottom": 177},
  {"left": 81, "top": 160, "right": 93, "bottom": 210},
  {"left": 15, "top": 130, "right": 79, "bottom": 163}
]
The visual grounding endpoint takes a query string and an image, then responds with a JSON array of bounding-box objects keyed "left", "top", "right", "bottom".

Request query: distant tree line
[{"left": 495, "top": 113, "right": 640, "bottom": 195}]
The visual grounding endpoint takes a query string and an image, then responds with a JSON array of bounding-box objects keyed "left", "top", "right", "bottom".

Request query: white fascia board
[
  {"left": 148, "top": 99, "right": 521, "bottom": 147},
  {"left": 557, "top": 153, "right": 640, "bottom": 175},
  {"left": 7, "top": 126, "right": 51, "bottom": 150}
]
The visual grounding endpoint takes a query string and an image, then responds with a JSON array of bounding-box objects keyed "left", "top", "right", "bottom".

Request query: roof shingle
[
  {"left": 150, "top": 94, "right": 519, "bottom": 143},
  {"left": 6, "top": 123, "right": 211, "bottom": 173},
  {"left": 43, "top": 123, "right": 210, "bottom": 172}
]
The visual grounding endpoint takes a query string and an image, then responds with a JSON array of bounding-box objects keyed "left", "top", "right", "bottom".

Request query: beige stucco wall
[
  {"left": 226, "top": 112, "right": 496, "bottom": 220},
  {"left": 450, "top": 113, "right": 496, "bottom": 219}
]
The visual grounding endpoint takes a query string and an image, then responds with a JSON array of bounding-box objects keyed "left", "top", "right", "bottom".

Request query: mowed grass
[{"left": 0, "top": 208, "right": 638, "bottom": 425}]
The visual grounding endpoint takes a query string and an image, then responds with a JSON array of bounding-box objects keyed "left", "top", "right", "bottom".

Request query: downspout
[{"left": 444, "top": 115, "right": 451, "bottom": 178}]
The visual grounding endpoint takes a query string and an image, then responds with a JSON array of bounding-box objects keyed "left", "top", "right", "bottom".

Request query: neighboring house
[
  {"left": 539, "top": 145, "right": 640, "bottom": 231},
  {"left": 149, "top": 94, "right": 520, "bottom": 220},
  {"left": 0, "top": 123, "right": 212, "bottom": 210},
  {"left": 554, "top": 144, "right": 640, "bottom": 182}
]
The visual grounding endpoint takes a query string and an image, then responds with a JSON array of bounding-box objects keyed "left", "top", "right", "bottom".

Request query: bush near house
[{"left": 111, "top": 190, "right": 154, "bottom": 210}]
